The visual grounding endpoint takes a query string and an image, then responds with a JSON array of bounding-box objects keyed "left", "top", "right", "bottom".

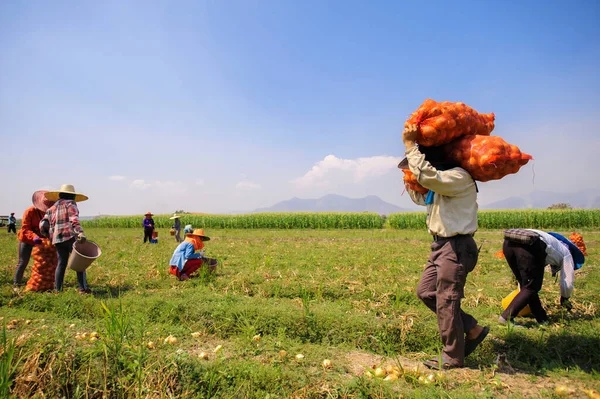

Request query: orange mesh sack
[
  {"left": 568, "top": 233, "right": 587, "bottom": 256},
  {"left": 494, "top": 250, "right": 505, "bottom": 259},
  {"left": 26, "top": 238, "right": 58, "bottom": 292},
  {"left": 402, "top": 169, "right": 428, "bottom": 194},
  {"left": 443, "top": 135, "right": 533, "bottom": 182},
  {"left": 405, "top": 99, "right": 495, "bottom": 146}
]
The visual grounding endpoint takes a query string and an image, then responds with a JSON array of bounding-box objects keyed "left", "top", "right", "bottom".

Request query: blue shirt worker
[{"left": 8, "top": 212, "right": 17, "bottom": 233}]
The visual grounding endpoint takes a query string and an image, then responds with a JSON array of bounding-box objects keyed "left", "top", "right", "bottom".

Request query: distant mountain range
[
  {"left": 253, "top": 190, "right": 600, "bottom": 215},
  {"left": 253, "top": 194, "right": 408, "bottom": 214},
  {"left": 481, "top": 189, "right": 600, "bottom": 210},
  {"left": 80, "top": 190, "right": 599, "bottom": 218}
]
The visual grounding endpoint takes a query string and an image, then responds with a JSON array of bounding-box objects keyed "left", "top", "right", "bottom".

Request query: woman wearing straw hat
[
  {"left": 169, "top": 228, "right": 212, "bottom": 281},
  {"left": 40, "top": 184, "right": 91, "bottom": 294},
  {"left": 142, "top": 212, "right": 155, "bottom": 243},
  {"left": 499, "top": 229, "right": 586, "bottom": 327},
  {"left": 170, "top": 214, "right": 182, "bottom": 243},
  {"left": 13, "top": 190, "right": 56, "bottom": 286}
]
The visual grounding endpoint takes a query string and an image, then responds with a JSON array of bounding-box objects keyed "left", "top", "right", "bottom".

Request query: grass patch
[{"left": 1, "top": 228, "right": 599, "bottom": 397}]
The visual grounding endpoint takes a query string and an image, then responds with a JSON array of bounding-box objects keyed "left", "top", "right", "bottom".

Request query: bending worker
[{"left": 500, "top": 229, "right": 586, "bottom": 326}]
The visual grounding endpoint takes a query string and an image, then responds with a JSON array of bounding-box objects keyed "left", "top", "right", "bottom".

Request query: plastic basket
[
  {"left": 68, "top": 240, "right": 102, "bottom": 272},
  {"left": 501, "top": 287, "right": 531, "bottom": 317}
]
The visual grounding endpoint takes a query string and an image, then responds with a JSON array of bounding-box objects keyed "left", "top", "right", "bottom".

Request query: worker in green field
[
  {"left": 401, "top": 124, "right": 489, "bottom": 370},
  {"left": 143, "top": 212, "right": 155, "bottom": 243},
  {"left": 40, "top": 184, "right": 90, "bottom": 294},
  {"left": 170, "top": 213, "right": 182, "bottom": 243},
  {"left": 8, "top": 212, "right": 17, "bottom": 233},
  {"left": 500, "top": 230, "right": 586, "bottom": 326}
]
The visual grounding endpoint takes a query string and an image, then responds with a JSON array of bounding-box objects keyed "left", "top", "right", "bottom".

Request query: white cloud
[
  {"left": 153, "top": 180, "right": 189, "bottom": 195},
  {"left": 131, "top": 179, "right": 151, "bottom": 190},
  {"left": 109, "top": 175, "right": 126, "bottom": 181},
  {"left": 292, "top": 154, "right": 401, "bottom": 188},
  {"left": 129, "top": 179, "right": 190, "bottom": 195},
  {"left": 195, "top": 179, "right": 205, "bottom": 186},
  {"left": 236, "top": 180, "right": 261, "bottom": 190}
]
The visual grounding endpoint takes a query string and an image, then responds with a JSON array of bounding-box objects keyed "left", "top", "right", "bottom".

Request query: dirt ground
[{"left": 345, "top": 350, "right": 600, "bottom": 398}]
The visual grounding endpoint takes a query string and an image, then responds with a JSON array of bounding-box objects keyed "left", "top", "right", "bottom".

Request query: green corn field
[
  {"left": 82, "top": 209, "right": 600, "bottom": 230},
  {"left": 83, "top": 212, "right": 386, "bottom": 229},
  {"left": 387, "top": 209, "right": 600, "bottom": 229}
]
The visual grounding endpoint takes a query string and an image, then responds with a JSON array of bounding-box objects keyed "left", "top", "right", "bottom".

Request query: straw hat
[
  {"left": 169, "top": 214, "right": 181, "bottom": 220},
  {"left": 186, "top": 228, "right": 210, "bottom": 241},
  {"left": 45, "top": 184, "right": 89, "bottom": 202},
  {"left": 145, "top": 212, "right": 153, "bottom": 216},
  {"left": 32, "top": 190, "right": 56, "bottom": 213}
]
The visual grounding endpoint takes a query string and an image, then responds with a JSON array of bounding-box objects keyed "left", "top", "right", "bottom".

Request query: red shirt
[{"left": 17, "top": 206, "right": 45, "bottom": 245}]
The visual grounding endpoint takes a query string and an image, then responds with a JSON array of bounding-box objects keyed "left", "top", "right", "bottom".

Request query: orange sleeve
[{"left": 19, "top": 207, "right": 40, "bottom": 245}]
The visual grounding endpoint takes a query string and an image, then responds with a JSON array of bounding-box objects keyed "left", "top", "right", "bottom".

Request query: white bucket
[{"left": 68, "top": 240, "right": 102, "bottom": 272}]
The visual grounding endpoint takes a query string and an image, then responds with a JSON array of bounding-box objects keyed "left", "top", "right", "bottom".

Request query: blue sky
[{"left": 1, "top": 0, "right": 599, "bottom": 216}]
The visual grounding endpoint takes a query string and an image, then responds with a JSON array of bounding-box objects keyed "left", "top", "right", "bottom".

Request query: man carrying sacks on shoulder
[{"left": 401, "top": 124, "right": 489, "bottom": 370}]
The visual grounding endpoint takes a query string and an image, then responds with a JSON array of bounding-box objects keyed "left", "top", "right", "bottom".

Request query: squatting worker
[
  {"left": 40, "top": 184, "right": 91, "bottom": 294},
  {"left": 169, "top": 228, "right": 211, "bottom": 281},
  {"left": 401, "top": 124, "right": 489, "bottom": 370},
  {"left": 500, "top": 229, "right": 586, "bottom": 326},
  {"left": 13, "top": 190, "right": 56, "bottom": 285}
]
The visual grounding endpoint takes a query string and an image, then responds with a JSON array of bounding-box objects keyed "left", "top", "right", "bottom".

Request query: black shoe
[{"left": 465, "top": 326, "right": 489, "bottom": 357}]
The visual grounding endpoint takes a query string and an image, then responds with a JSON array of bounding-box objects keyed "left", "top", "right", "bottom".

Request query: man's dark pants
[{"left": 416, "top": 235, "right": 479, "bottom": 367}]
